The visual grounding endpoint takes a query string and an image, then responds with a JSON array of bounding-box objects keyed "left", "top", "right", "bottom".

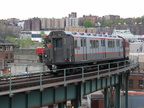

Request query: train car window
[
  {"left": 55, "top": 39, "right": 62, "bottom": 48},
  {"left": 101, "top": 40, "right": 105, "bottom": 47},
  {"left": 116, "top": 40, "right": 120, "bottom": 46},
  {"left": 108, "top": 40, "right": 112, "bottom": 48},
  {"left": 95, "top": 40, "right": 99, "bottom": 48},
  {"left": 74, "top": 40, "right": 77, "bottom": 48},
  {"left": 0, "top": 46, "right": 3, "bottom": 51},
  {"left": 90, "top": 40, "right": 93, "bottom": 48},
  {"left": 84, "top": 38, "right": 86, "bottom": 46},
  {"left": 81, "top": 39, "right": 86, "bottom": 47},
  {"left": 112, "top": 40, "right": 115, "bottom": 48},
  {"left": 81, "top": 39, "right": 83, "bottom": 47},
  {"left": 90, "top": 40, "right": 99, "bottom": 48}
]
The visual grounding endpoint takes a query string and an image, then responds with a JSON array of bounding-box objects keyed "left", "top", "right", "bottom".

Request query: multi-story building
[
  {"left": 17, "top": 21, "right": 25, "bottom": 30},
  {"left": 41, "top": 18, "right": 47, "bottom": 30},
  {"left": 7, "top": 18, "right": 19, "bottom": 25},
  {"left": 41, "top": 18, "right": 64, "bottom": 30},
  {"left": 66, "top": 12, "right": 79, "bottom": 27},
  {"left": 129, "top": 73, "right": 144, "bottom": 90},
  {"left": 0, "top": 40, "right": 15, "bottom": 66},
  {"left": 81, "top": 14, "right": 98, "bottom": 25},
  {"left": 65, "top": 26, "right": 96, "bottom": 33},
  {"left": 103, "top": 15, "right": 120, "bottom": 21},
  {"left": 24, "top": 19, "right": 32, "bottom": 31},
  {"left": 31, "top": 17, "right": 41, "bottom": 31}
]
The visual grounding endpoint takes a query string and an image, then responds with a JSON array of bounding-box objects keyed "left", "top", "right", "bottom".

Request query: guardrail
[{"left": 0, "top": 57, "right": 139, "bottom": 97}]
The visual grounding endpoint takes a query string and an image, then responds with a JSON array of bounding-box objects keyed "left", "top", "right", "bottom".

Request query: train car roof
[
  {"left": 47, "top": 31, "right": 122, "bottom": 39},
  {"left": 64, "top": 31, "right": 121, "bottom": 39}
]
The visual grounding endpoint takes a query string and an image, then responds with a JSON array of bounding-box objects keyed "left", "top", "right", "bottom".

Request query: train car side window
[
  {"left": 112, "top": 40, "right": 115, "bottom": 48},
  {"left": 81, "top": 38, "right": 86, "bottom": 47},
  {"left": 108, "top": 40, "right": 112, "bottom": 48},
  {"left": 95, "top": 40, "right": 99, "bottom": 48},
  {"left": 74, "top": 40, "right": 77, "bottom": 48},
  {"left": 81, "top": 39, "right": 83, "bottom": 47},
  {"left": 0, "top": 46, "right": 3, "bottom": 51},
  {"left": 101, "top": 40, "right": 105, "bottom": 47},
  {"left": 90, "top": 40, "right": 92, "bottom": 48},
  {"left": 84, "top": 38, "right": 86, "bottom": 47},
  {"left": 116, "top": 40, "right": 120, "bottom": 46}
]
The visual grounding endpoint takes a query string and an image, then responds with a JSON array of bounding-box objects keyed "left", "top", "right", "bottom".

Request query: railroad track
[{"left": 0, "top": 60, "right": 133, "bottom": 93}]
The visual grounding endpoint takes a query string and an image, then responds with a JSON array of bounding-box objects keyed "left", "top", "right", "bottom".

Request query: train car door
[
  {"left": 52, "top": 38, "right": 63, "bottom": 62},
  {"left": 81, "top": 38, "right": 87, "bottom": 60},
  {"left": 101, "top": 39, "right": 106, "bottom": 58}
]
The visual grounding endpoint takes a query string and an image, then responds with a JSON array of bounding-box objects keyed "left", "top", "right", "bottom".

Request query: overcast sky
[{"left": 1, "top": 0, "right": 144, "bottom": 20}]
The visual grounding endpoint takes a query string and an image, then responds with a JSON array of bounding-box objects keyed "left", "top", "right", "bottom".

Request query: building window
[
  {"left": 5, "top": 54, "right": 8, "bottom": 59},
  {"left": 10, "top": 46, "right": 13, "bottom": 51},
  {"left": 10, "top": 53, "right": 13, "bottom": 58},
  {"left": 138, "top": 80, "right": 144, "bottom": 89},
  {"left": 129, "top": 79, "right": 133, "bottom": 88}
]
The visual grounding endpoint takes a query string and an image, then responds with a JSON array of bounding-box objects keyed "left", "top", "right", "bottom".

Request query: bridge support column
[
  {"left": 58, "top": 102, "right": 65, "bottom": 108},
  {"left": 125, "top": 73, "right": 129, "bottom": 108},
  {"left": 104, "top": 88, "right": 108, "bottom": 108},
  {"left": 71, "top": 82, "right": 82, "bottom": 108},
  {"left": 71, "top": 99, "right": 80, "bottom": 108},
  {"left": 115, "top": 84, "right": 120, "bottom": 108}
]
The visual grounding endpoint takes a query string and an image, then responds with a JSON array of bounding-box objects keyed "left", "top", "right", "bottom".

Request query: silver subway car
[{"left": 41, "top": 30, "right": 128, "bottom": 70}]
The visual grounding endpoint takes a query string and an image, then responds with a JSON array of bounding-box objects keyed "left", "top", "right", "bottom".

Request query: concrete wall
[{"left": 8, "top": 63, "right": 47, "bottom": 75}]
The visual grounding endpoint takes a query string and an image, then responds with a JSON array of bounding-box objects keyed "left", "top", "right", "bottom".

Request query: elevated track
[{"left": 0, "top": 58, "right": 139, "bottom": 108}]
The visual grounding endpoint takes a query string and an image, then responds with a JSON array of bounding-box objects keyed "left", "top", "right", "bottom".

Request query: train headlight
[{"left": 45, "top": 55, "right": 48, "bottom": 57}]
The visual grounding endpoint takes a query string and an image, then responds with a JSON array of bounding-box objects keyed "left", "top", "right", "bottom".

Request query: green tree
[
  {"left": 41, "top": 31, "right": 47, "bottom": 41},
  {"left": 6, "top": 36, "right": 16, "bottom": 43},
  {"left": 135, "top": 17, "right": 142, "bottom": 24},
  {"left": 84, "top": 20, "right": 93, "bottom": 27},
  {"left": 40, "top": 31, "right": 45, "bottom": 34}
]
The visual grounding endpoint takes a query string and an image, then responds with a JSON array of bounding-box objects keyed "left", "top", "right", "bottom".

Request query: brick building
[
  {"left": 81, "top": 14, "right": 98, "bottom": 25},
  {"left": 0, "top": 40, "right": 15, "bottom": 66},
  {"left": 129, "top": 73, "right": 144, "bottom": 90}
]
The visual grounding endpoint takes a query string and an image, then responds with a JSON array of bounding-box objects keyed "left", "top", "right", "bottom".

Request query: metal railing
[{"left": 0, "top": 57, "right": 139, "bottom": 97}]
